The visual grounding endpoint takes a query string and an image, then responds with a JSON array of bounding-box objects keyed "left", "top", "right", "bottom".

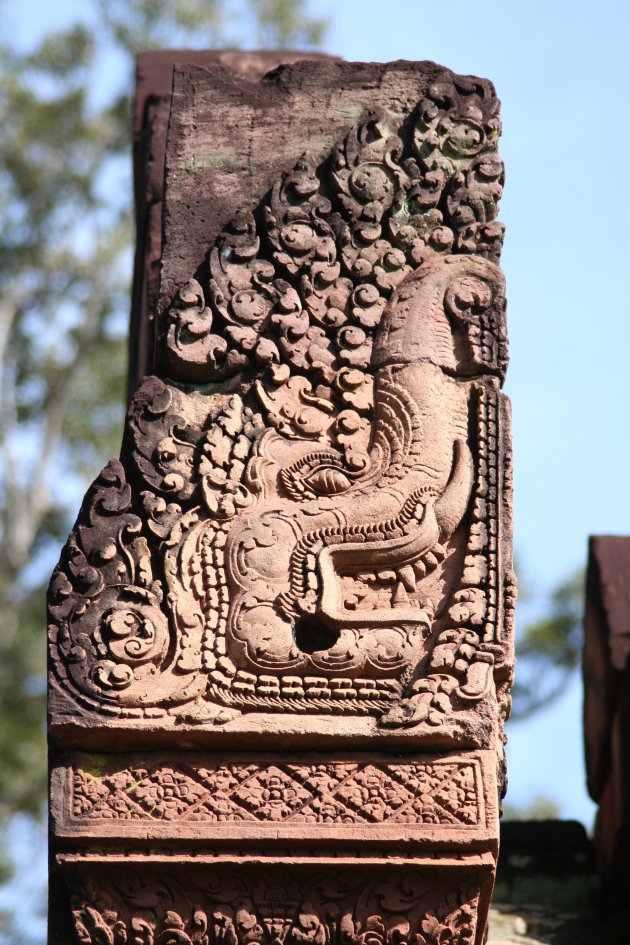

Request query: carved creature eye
[
  {"left": 445, "top": 277, "right": 493, "bottom": 323},
  {"left": 302, "top": 468, "right": 353, "bottom": 496},
  {"left": 156, "top": 438, "right": 177, "bottom": 464}
]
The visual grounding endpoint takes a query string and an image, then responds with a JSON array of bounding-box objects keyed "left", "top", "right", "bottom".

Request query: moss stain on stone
[
  {"left": 183, "top": 153, "right": 235, "bottom": 172},
  {"left": 81, "top": 753, "right": 108, "bottom": 781}
]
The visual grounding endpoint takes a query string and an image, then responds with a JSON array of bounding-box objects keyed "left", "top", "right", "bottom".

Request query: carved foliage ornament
[
  {"left": 67, "top": 864, "right": 483, "bottom": 945},
  {"left": 49, "top": 75, "right": 513, "bottom": 736}
]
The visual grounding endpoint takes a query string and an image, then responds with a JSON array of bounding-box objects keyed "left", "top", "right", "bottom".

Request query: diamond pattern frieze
[
  {"left": 330, "top": 764, "right": 414, "bottom": 822},
  {"left": 231, "top": 765, "right": 315, "bottom": 821},
  {"left": 63, "top": 755, "right": 488, "bottom": 831}
]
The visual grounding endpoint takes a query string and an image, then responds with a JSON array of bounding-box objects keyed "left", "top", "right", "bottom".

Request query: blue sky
[{"left": 12, "top": 0, "right": 630, "bottom": 826}]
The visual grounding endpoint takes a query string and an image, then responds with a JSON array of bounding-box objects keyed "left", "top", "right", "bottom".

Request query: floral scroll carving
[
  {"left": 67, "top": 863, "right": 485, "bottom": 945},
  {"left": 48, "top": 72, "right": 512, "bottom": 744}
]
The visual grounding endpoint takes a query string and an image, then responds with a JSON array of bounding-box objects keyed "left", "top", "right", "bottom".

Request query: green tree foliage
[
  {"left": 502, "top": 794, "right": 561, "bottom": 822},
  {"left": 511, "top": 568, "right": 585, "bottom": 721},
  {"left": 0, "top": 2, "right": 326, "bottom": 940},
  {"left": 0, "top": 20, "right": 128, "bottom": 834}
]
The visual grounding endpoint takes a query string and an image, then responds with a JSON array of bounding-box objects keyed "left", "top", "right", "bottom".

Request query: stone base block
[
  {"left": 51, "top": 750, "right": 499, "bottom": 851},
  {"left": 54, "top": 854, "right": 496, "bottom": 945}
]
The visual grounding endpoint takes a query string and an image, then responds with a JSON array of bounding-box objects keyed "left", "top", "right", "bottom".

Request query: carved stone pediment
[{"left": 49, "top": 74, "right": 513, "bottom": 750}]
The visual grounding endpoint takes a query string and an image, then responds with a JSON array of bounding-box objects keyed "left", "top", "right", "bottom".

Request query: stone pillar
[
  {"left": 584, "top": 535, "right": 630, "bottom": 913},
  {"left": 48, "top": 58, "right": 514, "bottom": 945}
]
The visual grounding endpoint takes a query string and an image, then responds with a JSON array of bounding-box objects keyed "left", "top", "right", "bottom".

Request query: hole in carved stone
[{"left": 293, "top": 618, "right": 340, "bottom": 654}]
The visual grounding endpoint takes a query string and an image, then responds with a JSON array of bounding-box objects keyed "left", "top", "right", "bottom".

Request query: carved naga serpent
[{"left": 223, "top": 254, "right": 506, "bottom": 672}]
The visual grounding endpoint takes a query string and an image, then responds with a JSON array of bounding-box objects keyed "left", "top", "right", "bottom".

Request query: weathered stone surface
[
  {"left": 49, "top": 57, "right": 512, "bottom": 945},
  {"left": 129, "top": 50, "right": 338, "bottom": 398},
  {"left": 157, "top": 59, "right": 506, "bottom": 332},
  {"left": 50, "top": 61, "right": 512, "bottom": 749}
]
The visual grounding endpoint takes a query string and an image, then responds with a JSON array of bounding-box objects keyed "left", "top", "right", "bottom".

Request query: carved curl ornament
[
  {"left": 67, "top": 863, "right": 484, "bottom": 945},
  {"left": 49, "top": 76, "right": 513, "bottom": 737}
]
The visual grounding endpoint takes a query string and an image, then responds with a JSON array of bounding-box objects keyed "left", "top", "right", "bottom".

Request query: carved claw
[
  {"left": 379, "top": 695, "right": 435, "bottom": 728},
  {"left": 176, "top": 698, "right": 241, "bottom": 726},
  {"left": 458, "top": 655, "right": 494, "bottom": 701},
  {"left": 434, "top": 438, "right": 474, "bottom": 539}
]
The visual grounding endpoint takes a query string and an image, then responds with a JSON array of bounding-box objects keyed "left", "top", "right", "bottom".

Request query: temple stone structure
[
  {"left": 48, "top": 57, "right": 514, "bottom": 945},
  {"left": 584, "top": 535, "right": 630, "bottom": 922}
]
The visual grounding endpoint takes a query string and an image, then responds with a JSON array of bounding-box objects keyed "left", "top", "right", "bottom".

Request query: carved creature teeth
[
  {"left": 424, "top": 551, "right": 439, "bottom": 569},
  {"left": 397, "top": 565, "right": 416, "bottom": 592},
  {"left": 356, "top": 571, "right": 376, "bottom": 584},
  {"left": 413, "top": 561, "right": 427, "bottom": 579},
  {"left": 392, "top": 582, "right": 410, "bottom": 608}
]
